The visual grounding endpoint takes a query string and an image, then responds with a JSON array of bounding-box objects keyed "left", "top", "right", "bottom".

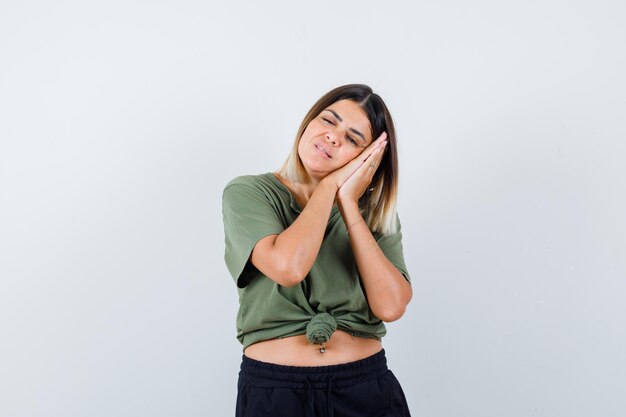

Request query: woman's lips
[{"left": 314, "top": 144, "right": 331, "bottom": 158}]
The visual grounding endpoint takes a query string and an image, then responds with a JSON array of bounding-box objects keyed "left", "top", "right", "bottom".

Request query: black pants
[{"left": 236, "top": 349, "right": 411, "bottom": 417}]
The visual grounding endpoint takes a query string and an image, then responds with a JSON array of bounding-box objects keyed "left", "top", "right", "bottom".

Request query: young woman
[{"left": 222, "top": 84, "right": 413, "bottom": 416}]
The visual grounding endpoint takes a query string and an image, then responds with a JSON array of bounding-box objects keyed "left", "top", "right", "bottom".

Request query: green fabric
[
  {"left": 222, "top": 172, "right": 411, "bottom": 350},
  {"left": 306, "top": 312, "right": 337, "bottom": 344}
]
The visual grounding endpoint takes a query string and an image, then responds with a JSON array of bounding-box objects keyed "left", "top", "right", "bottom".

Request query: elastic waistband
[{"left": 239, "top": 349, "right": 388, "bottom": 389}]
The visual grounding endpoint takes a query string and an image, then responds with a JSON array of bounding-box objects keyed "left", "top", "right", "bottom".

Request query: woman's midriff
[{"left": 243, "top": 330, "right": 383, "bottom": 366}]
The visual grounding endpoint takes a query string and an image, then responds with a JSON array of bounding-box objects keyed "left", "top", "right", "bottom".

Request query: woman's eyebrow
[
  {"left": 323, "top": 109, "right": 367, "bottom": 143},
  {"left": 324, "top": 108, "right": 343, "bottom": 122}
]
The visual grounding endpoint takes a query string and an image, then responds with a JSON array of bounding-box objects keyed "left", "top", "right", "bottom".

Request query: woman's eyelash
[{"left": 322, "top": 117, "right": 358, "bottom": 145}]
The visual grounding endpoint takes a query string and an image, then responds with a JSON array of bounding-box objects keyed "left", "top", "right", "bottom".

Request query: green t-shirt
[{"left": 222, "top": 172, "right": 410, "bottom": 350}]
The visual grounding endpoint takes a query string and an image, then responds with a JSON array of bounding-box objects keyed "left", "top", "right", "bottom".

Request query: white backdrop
[{"left": 1, "top": 1, "right": 625, "bottom": 416}]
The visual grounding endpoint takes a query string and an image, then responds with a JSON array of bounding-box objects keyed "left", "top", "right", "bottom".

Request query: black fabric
[{"left": 236, "top": 349, "right": 411, "bottom": 417}]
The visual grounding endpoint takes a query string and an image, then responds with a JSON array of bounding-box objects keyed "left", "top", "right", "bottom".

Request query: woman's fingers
[
  {"left": 336, "top": 137, "right": 387, "bottom": 200},
  {"left": 375, "top": 131, "right": 388, "bottom": 144},
  {"left": 337, "top": 143, "right": 385, "bottom": 198},
  {"left": 359, "top": 148, "right": 379, "bottom": 172},
  {"left": 371, "top": 141, "right": 387, "bottom": 169},
  {"left": 359, "top": 142, "right": 386, "bottom": 176},
  {"left": 367, "top": 140, "right": 387, "bottom": 169},
  {"left": 331, "top": 132, "right": 388, "bottom": 188},
  {"left": 358, "top": 131, "right": 387, "bottom": 162}
]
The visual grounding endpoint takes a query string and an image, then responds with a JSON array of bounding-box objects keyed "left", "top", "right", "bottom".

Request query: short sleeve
[
  {"left": 375, "top": 214, "right": 411, "bottom": 283},
  {"left": 222, "top": 180, "right": 285, "bottom": 288}
]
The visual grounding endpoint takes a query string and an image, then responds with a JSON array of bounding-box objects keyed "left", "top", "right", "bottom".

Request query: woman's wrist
[
  {"left": 338, "top": 199, "right": 362, "bottom": 228},
  {"left": 337, "top": 194, "right": 359, "bottom": 212},
  {"left": 345, "top": 218, "right": 365, "bottom": 234},
  {"left": 319, "top": 176, "right": 340, "bottom": 195}
]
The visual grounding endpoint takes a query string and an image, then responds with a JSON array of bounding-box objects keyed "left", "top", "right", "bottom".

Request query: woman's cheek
[
  {"left": 334, "top": 152, "right": 353, "bottom": 168},
  {"left": 355, "top": 146, "right": 364, "bottom": 155}
]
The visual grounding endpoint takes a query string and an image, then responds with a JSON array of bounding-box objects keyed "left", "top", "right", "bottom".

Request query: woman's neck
[
  {"left": 294, "top": 178, "right": 319, "bottom": 203},
  {"left": 274, "top": 172, "right": 323, "bottom": 210}
]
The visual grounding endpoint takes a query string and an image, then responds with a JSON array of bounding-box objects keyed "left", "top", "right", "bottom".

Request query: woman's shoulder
[
  {"left": 223, "top": 172, "right": 289, "bottom": 202},
  {"left": 224, "top": 172, "right": 275, "bottom": 190}
]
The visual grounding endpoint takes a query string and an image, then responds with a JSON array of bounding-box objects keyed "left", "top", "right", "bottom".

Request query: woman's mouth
[{"left": 314, "top": 144, "right": 331, "bottom": 158}]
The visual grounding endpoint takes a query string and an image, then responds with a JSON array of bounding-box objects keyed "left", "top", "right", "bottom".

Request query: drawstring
[
  {"left": 305, "top": 376, "right": 316, "bottom": 417},
  {"left": 305, "top": 375, "right": 335, "bottom": 417},
  {"left": 326, "top": 375, "right": 335, "bottom": 417}
]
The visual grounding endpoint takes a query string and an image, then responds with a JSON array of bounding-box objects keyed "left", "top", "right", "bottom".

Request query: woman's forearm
[
  {"left": 339, "top": 201, "right": 412, "bottom": 321},
  {"left": 254, "top": 179, "right": 338, "bottom": 286}
]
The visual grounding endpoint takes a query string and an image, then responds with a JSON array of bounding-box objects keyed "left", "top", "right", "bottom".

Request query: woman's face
[{"left": 298, "top": 99, "right": 374, "bottom": 180}]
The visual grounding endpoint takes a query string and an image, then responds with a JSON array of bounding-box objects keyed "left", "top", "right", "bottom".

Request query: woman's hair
[{"left": 278, "top": 84, "right": 399, "bottom": 235}]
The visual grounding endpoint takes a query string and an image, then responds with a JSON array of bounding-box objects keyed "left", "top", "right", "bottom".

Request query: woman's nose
[{"left": 325, "top": 132, "right": 338, "bottom": 145}]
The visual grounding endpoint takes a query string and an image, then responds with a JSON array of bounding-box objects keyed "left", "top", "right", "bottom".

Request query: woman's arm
[
  {"left": 336, "top": 136, "right": 412, "bottom": 322},
  {"left": 338, "top": 202, "right": 413, "bottom": 322},
  {"left": 250, "top": 179, "right": 337, "bottom": 287},
  {"left": 251, "top": 136, "right": 388, "bottom": 287}
]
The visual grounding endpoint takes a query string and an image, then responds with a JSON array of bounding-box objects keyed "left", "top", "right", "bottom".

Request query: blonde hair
[{"left": 279, "top": 84, "right": 399, "bottom": 235}]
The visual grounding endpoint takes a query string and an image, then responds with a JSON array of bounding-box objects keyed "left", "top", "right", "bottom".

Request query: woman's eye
[
  {"left": 322, "top": 118, "right": 335, "bottom": 125},
  {"left": 347, "top": 136, "right": 357, "bottom": 145}
]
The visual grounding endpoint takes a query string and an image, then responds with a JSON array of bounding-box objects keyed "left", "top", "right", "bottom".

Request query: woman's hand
[
  {"left": 336, "top": 132, "right": 388, "bottom": 205},
  {"left": 321, "top": 132, "right": 388, "bottom": 193}
]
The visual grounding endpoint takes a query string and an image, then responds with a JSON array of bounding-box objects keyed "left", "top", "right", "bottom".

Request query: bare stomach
[{"left": 243, "top": 330, "right": 383, "bottom": 366}]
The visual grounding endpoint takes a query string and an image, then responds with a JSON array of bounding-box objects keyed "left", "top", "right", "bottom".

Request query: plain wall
[{"left": 1, "top": 1, "right": 625, "bottom": 416}]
